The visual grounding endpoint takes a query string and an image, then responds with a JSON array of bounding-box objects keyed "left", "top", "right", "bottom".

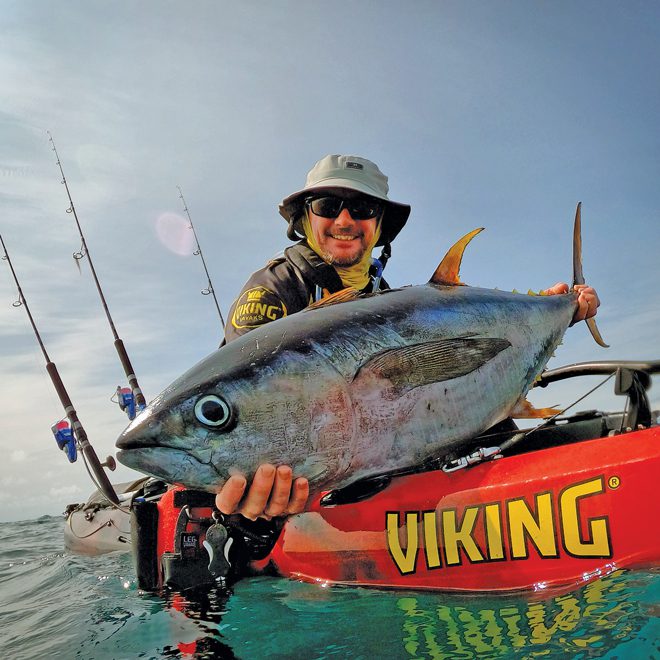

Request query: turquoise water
[{"left": 1, "top": 516, "right": 657, "bottom": 659}]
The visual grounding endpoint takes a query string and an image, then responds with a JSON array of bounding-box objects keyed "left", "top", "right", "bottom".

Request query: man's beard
[
  {"left": 321, "top": 230, "right": 368, "bottom": 267},
  {"left": 321, "top": 245, "right": 366, "bottom": 267}
]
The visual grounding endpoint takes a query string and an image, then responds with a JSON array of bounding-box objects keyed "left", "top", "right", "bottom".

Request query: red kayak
[
  {"left": 269, "top": 426, "right": 658, "bottom": 593},
  {"left": 264, "top": 361, "right": 659, "bottom": 593},
  {"left": 78, "top": 360, "right": 660, "bottom": 594}
]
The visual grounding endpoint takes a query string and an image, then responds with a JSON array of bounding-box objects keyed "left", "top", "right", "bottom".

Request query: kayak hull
[
  {"left": 64, "top": 506, "right": 131, "bottom": 554},
  {"left": 267, "top": 427, "right": 660, "bottom": 593},
  {"left": 63, "top": 479, "right": 146, "bottom": 554},
  {"left": 68, "top": 426, "right": 660, "bottom": 593}
]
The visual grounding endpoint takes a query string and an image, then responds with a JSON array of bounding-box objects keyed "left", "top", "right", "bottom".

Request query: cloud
[
  {"left": 11, "top": 450, "right": 27, "bottom": 463},
  {"left": 49, "top": 484, "right": 83, "bottom": 498},
  {"left": 1, "top": 475, "right": 28, "bottom": 487}
]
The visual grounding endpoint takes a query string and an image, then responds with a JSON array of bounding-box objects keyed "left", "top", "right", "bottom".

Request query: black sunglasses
[{"left": 306, "top": 195, "right": 383, "bottom": 220}]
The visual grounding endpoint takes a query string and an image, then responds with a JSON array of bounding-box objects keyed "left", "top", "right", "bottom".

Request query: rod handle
[{"left": 45, "top": 361, "right": 120, "bottom": 505}]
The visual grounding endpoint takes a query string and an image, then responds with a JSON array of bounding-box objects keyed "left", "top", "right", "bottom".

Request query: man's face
[{"left": 307, "top": 194, "right": 380, "bottom": 266}]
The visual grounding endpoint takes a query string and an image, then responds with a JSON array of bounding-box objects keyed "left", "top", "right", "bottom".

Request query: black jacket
[{"left": 224, "top": 242, "right": 388, "bottom": 343}]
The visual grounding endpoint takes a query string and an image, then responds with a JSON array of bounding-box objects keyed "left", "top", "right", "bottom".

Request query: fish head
[{"left": 115, "top": 330, "right": 353, "bottom": 491}]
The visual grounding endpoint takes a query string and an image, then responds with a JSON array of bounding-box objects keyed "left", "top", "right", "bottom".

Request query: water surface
[{"left": 0, "top": 516, "right": 657, "bottom": 659}]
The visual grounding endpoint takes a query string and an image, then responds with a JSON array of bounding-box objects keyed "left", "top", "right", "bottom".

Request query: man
[
  {"left": 222, "top": 154, "right": 409, "bottom": 344},
  {"left": 215, "top": 154, "right": 600, "bottom": 521}
]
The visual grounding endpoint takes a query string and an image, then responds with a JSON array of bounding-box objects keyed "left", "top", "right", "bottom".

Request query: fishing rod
[
  {"left": 1, "top": 234, "right": 120, "bottom": 505},
  {"left": 177, "top": 186, "right": 226, "bottom": 330},
  {"left": 48, "top": 132, "right": 146, "bottom": 417}
]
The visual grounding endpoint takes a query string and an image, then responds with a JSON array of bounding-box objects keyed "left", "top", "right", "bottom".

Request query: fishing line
[
  {"left": 1, "top": 234, "right": 120, "bottom": 505},
  {"left": 618, "top": 396, "right": 630, "bottom": 434},
  {"left": 79, "top": 451, "right": 130, "bottom": 513},
  {"left": 48, "top": 132, "right": 146, "bottom": 412},
  {"left": 177, "top": 186, "right": 226, "bottom": 330}
]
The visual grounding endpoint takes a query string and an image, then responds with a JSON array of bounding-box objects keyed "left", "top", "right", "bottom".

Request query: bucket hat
[{"left": 279, "top": 155, "right": 411, "bottom": 246}]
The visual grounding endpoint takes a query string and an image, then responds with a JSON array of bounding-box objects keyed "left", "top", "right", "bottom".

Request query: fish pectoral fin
[
  {"left": 510, "top": 396, "right": 561, "bottom": 419},
  {"left": 355, "top": 337, "right": 511, "bottom": 394},
  {"left": 305, "top": 287, "right": 362, "bottom": 310},
  {"left": 429, "top": 228, "right": 484, "bottom": 286}
]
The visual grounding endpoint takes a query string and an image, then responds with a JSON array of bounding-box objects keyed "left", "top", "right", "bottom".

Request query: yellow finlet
[
  {"left": 510, "top": 396, "right": 562, "bottom": 419},
  {"left": 429, "top": 228, "right": 484, "bottom": 286}
]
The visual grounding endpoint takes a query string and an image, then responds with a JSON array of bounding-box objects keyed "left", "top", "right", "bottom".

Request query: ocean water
[{"left": 0, "top": 516, "right": 657, "bottom": 659}]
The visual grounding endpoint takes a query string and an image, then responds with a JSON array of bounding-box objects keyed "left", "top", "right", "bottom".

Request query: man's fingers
[
  {"left": 264, "top": 469, "right": 310, "bottom": 517},
  {"left": 287, "top": 477, "right": 310, "bottom": 515},
  {"left": 572, "top": 285, "right": 600, "bottom": 321},
  {"left": 542, "top": 282, "right": 569, "bottom": 296},
  {"left": 542, "top": 282, "right": 599, "bottom": 322},
  {"left": 264, "top": 465, "right": 294, "bottom": 517},
  {"left": 215, "top": 464, "right": 309, "bottom": 520},
  {"left": 215, "top": 474, "right": 247, "bottom": 515},
  {"left": 241, "top": 464, "right": 277, "bottom": 520}
]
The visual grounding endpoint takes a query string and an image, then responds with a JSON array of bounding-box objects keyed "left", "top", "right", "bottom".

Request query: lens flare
[{"left": 155, "top": 212, "right": 196, "bottom": 256}]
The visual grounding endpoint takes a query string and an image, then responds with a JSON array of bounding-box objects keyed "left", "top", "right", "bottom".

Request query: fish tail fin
[
  {"left": 571, "top": 202, "right": 609, "bottom": 348},
  {"left": 430, "top": 227, "right": 484, "bottom": 285},
  {"left": 586, "top": 317, "right": 609, "bottom": 347},
  {"left": 572, "top": 202, "right": 585, "bottom": 287}
]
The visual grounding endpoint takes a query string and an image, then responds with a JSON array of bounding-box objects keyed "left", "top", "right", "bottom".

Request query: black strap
[{"left": 284, "top": 242, "right": 345, "bottom": 293}]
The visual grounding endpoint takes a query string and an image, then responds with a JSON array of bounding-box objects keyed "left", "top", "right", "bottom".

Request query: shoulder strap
[{"left": 284, "top": 242, "right": 345, "bottom": 293}]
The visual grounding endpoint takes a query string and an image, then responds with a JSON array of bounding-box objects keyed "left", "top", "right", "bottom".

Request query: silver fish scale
[{"left": 117, "top": 283, "right": 577, "bottom": 492}]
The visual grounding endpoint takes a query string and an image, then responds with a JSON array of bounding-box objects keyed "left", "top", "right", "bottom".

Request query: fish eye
[{"left": 194, "top": 395, "right": 232, "bottom": 429}]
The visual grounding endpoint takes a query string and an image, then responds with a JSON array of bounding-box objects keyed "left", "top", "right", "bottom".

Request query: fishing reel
[
  {"left": 51, "top": 420, "right": 77, "bottom": 463},
  {"left": 113, "top": 386, "right": 146, "bottom": 420},
  {"left": 114, "top": 386, "right": 137, "bottom": 420}
]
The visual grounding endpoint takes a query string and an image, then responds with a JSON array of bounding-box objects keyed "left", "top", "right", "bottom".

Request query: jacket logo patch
[{"left": 231, "top": 286, "right": 287, "bottom": 329}]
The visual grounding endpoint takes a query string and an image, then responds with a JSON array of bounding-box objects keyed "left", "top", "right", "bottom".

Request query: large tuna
[{"left": 116, "top": 204, "right": 605, "bottom": 493}]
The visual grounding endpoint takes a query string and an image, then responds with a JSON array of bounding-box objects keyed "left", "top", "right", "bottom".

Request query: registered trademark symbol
[{"left": 608, "top": 476, "right": 621, "bottom": 489}]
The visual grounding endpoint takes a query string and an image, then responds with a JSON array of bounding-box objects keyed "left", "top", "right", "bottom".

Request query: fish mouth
[
  {"left": 115, "top": 408, "right": 223, "bottom": 488},
  {"left": 115, "top": 445, "right": 220, "bottom": 490},
  {"left": 115, "top": 406, "right": 183, "bottom": 452},
  {"left": 115, "top": 446, "right": 154, "bottom": 466},
  {"left": 115, "top": 418, "right": 160, "bottom": 452},
  {"left": 115, "top": 426, "right": 171, "bottom": 451},
  {"left": 115, "top": 427, "right": 189, "bottom": 458}
]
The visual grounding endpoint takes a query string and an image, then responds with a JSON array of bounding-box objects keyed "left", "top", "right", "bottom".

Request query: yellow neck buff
[{"left": 301, "top": 211, "right": 382, "bottom": 291}]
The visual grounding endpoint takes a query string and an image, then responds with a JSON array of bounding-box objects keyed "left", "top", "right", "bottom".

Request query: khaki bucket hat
[{"left": 279, "top": 155, "right": 411, "bottom": 246}]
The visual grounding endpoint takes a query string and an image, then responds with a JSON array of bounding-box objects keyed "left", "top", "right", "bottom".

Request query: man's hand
[
  {"left": 542, "top": 282, "right": 600, "bottom": 323},
  {"left": 215, "top": 464, "right": 310, "bottom": 521}
]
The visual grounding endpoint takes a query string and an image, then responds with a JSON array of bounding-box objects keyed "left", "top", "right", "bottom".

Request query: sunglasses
[{"left": 306, "top": 195, "right": 383, "bottom": 220}]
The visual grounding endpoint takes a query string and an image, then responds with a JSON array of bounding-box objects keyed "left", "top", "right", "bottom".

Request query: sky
[{"left": 1, "top": 1, "right": 658, "bottom": 522}]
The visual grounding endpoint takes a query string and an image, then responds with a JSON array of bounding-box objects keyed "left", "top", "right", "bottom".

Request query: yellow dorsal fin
[
  {"left": 429, "top": 228, "right": 484, "bottom": 285},
  {"left": 305, "top": 287, "right": 362, "bottom": 311}
]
